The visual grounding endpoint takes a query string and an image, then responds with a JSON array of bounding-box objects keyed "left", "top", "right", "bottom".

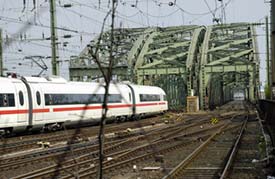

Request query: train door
[
  {"left": 32, "top": 86, "right": 44, "bottom": 123},
  {"left": 15, "top": 83, "right": 28, "bottom": 123}
]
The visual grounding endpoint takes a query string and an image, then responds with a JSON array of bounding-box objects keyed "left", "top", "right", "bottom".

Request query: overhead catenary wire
[
  {"left": 176, "top": 0, "right": 233, "bottom": 16},
  {"left": 0, "top": 15, "right": 80, "bottom": 33},
  {"left": 0, "top": 0, "right": 255, "bottom": 78},
  {"left": 67, "top": 0, "right": 148, "bottom": 27},
  {"left": 203, "top": 0, "right": 217, "bottom": 23}
]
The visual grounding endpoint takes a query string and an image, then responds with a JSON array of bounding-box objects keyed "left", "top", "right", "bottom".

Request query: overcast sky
[{"left": 0, "top": 0, "right": 270, "bottom": 85}]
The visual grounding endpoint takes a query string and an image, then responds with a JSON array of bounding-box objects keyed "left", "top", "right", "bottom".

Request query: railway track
[
  {"left": 161, "top": 115, "right": 247, "bottom": 179},
  {"left": 0, "top": 113, "right": 186, "bottom": 155},
  {"left": 1, "top": 101, "right": 263, "bottom": 179},
  {"left": 0, "top": 119, "right": 172, "bottom": 174},
  {"left": 3, "top": 114, "right": 231, "bottom": 178},
  {"left": 0, "top": 112, "right": 216, "bottom": 159},
  {"left": 161, "top": 102, "right": 265, "bottom": 179},
  {"left": 39, "top": 126, "right": 226, "bottom": 179},
  {"left": 74, "top": 118, "right": 238, "bottom": 179},
  {"left": 222, "top": 115, "right": 265, "bottom": 179}
]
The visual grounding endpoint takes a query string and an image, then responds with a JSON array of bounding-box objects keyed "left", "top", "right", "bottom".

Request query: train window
[
  {"left": 19, "top": 91, "right": 24, "bottom": 106},
  {"left": 36, "top": 91, "right": 41, "bottom": 105},
  {"left": 163, "top": 95, "right": 167, "bottom": 101},
  {"left": 0, "top": 94, "right": 15, "bottom": 107},
  {"left": 108, "top": 94, "right": 122, "bottom": 103},
  {"left": 44, "top": 93, "right": 122, "bottom": 105},
  {"left": 3, "top": 94, "right": 8, "bottom": 106},
  {"left": 91, "top": 94, "right": 103, "bottom": 104},
  {"left": 139, "top": 94, "right": 160, "bottom": 102},
  {"left": 45, "top": 94, "right": 53, "bottom": 105}
]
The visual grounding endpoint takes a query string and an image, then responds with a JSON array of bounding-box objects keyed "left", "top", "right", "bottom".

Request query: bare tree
[{"left": 88, "top": 1, "right": 118, "bottom": 178}]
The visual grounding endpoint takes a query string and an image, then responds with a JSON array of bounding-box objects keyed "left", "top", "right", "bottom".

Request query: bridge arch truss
[
  {"left": 69, "top": 23, "right": 260, "bottom": 110},
  {"left": 199, "top": 23, "right": 260, "bottom": 109}
]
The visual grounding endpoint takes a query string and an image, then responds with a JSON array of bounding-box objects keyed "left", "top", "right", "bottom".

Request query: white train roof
[
  {"left": 0, "top": 77, "right": 22, "bottom": 92},
  {"left": 0, "top": 77, "right": 22, "bottom": 83},
  {"left": 129, "top": 84, "right": 166, "bottom": 94},
  {"left": 0, "top": 76, "right": 165, "bottom": 94},
  {"left": 22, "top": 76, "right": 67, "bottom": 83}
]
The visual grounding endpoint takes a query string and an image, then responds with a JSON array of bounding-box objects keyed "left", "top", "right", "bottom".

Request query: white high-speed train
[{"left": 0, "top": 76, "right": 168, "bottom": 134}]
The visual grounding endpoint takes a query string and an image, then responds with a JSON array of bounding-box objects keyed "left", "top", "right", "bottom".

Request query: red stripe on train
[
  {"left": 53, "top": 104, "right": 133, "bottom": 112},
  {"left": 158, "top": 102, "right": 166, "bottom": 105},
  {"left": 53, "top": 106, "right": 102, "bottom": 112},
  {"left": 0, "top": 109, "right": 28, "bottom": 115},
  {"left": 33, "top": 109, "right": 50, "bottom": 113},
  {"left": 109, "top": 104, "right": 132, "bottom": 108},
  {"left": 136, "top": 102, "right": 159, "bottom": 106},
  {"left": 0, "top": 109, "right": 50, "bottom": 115},
  {"left": 53, "top": 103, "right": 163, "bottom": 112},
  {"left": 0, "top": 102, "right": 167, "bottom": 114}
]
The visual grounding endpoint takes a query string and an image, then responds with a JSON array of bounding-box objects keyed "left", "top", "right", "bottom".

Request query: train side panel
[
  {"left": 130, "top": 85, "right": 168, "bottom": 115},
  {"left": 0, "top": 78, "right": 28, "bottom": 131},
  {"left": 30, "top": 80, "right": 133, "bottom": 127},
  {"left": 106, "top": 84, "right": 132, "bottom": 118},
  {"left": 14, "top": 81, "right": 29, "bottom": 125},
  {"left": 28, "top": 82, "right": 46, "bottom": 125},
  {"left": 39, "top": 82, "right": 104, "bottom": 125}
]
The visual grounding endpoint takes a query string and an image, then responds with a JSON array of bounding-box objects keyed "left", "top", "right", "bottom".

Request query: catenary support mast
[
  {"left": 49, "top": 0, "right": 59, "bottom": 75},
  {"left": 266, "top": 16, "right": 272, "bottom": 99}
]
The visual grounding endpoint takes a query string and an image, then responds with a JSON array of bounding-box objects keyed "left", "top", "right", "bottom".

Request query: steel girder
[
  {"left": 136, "top": 26, "right": 205, "bottom": 109},
  {"left": 69, "top": 23, "right": 259, "bottom": 110},
  {"left": 69, "top": 27, "right": 149, "bottom": 81},
  {"left": 69, "top": 26, "right": 205, "bottom": 109},
  {"left": 199, "top": 23, "right": 260, "bottom": 109},
  {"left": 136, "top": 26, "right": 205, "bottom": 84}
]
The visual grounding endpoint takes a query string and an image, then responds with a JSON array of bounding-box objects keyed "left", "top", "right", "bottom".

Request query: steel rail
[
  {"left": 5, "top": 114, "right": 237, "bottom": 179},
  {"left": 161, "top": 122, "right": 230, "bottom": 179},
  {"left": 37, "top": 121, "right": 228, "bottom": 179},
  {"left": 219, "top": 116, "right": 249, "bottom": 178},
  {"left": 4, "top": 115, "right": 214, "bottom": 175},
  {"left": 0, "top": 114, "right": 169, "bottom": 154}
]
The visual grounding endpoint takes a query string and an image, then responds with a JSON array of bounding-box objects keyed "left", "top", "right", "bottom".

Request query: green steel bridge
[{"left": 69, "top": 23, "right": 260, "bottom": 110}]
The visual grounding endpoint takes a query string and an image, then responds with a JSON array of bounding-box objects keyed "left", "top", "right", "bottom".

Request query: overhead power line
[{"left": 0, "top": 15, "right": 79, "bottom": 33}]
